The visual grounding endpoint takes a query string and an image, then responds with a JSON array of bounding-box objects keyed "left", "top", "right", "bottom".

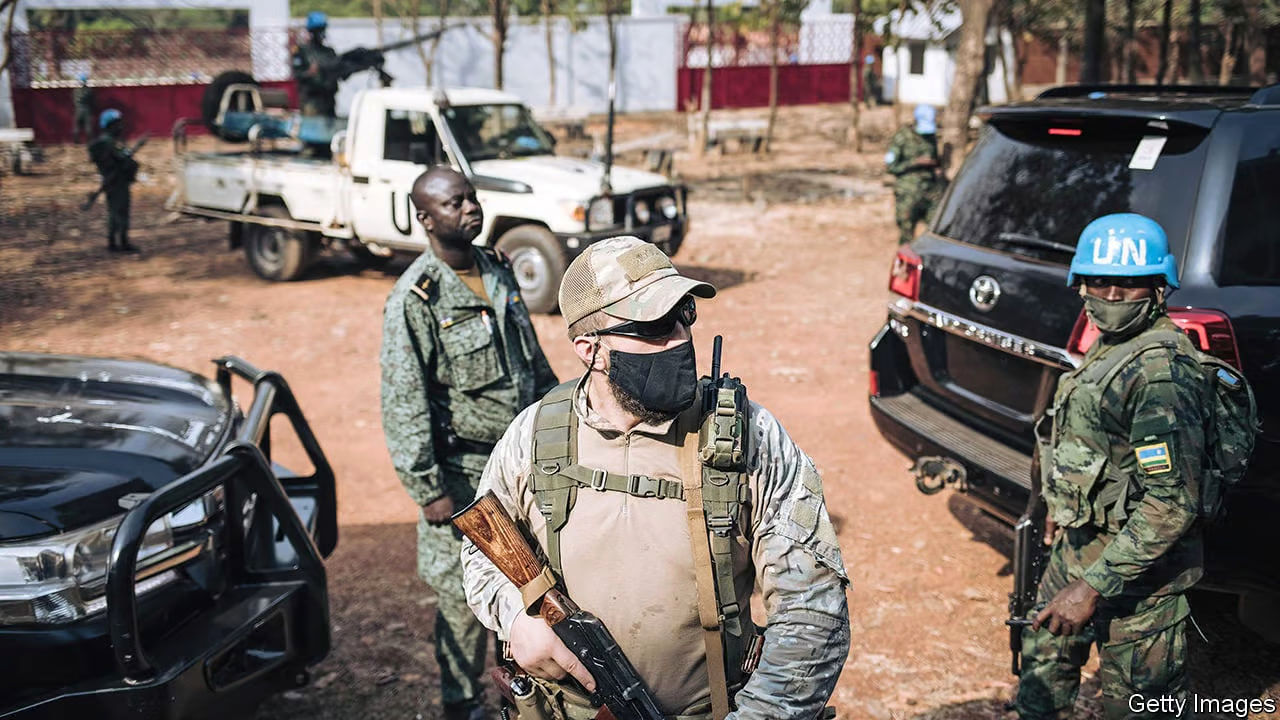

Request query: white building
[{"left": 875, "top": 6, "right": 1011, "bottom": 109}]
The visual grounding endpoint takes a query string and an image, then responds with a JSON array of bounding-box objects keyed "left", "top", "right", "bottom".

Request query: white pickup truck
[{"left": 168, "top": 87, "right": 688, "bottom": 312}]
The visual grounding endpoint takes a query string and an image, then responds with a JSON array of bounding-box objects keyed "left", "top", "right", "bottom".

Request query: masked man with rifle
[
  {"left": 460, "top": 236, "right": 850, "bottom": 720},
  {"left": 1016, "top": 214, "right": 1225, "bottom": 719},
  {"left": 87, "top": 108, "right": 140, "bottom": 253}
]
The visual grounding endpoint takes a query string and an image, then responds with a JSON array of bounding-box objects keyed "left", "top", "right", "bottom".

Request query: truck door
[{"left": 349, "top": 105, "right": 447, "bottom": 248}]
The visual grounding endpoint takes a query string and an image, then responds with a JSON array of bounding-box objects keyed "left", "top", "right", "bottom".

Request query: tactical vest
[
  {"left": 1039, "top": 324, "right": 1202, "bottom": 532},
  {"left": 529, "top": 377, "right": 754, "bottom": 717}
]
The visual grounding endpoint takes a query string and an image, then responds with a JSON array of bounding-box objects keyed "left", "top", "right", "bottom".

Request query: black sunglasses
[
  {"left": 594, "top": 297, "right": 697, "bottom": 339},
  {"left": 1078, "top": 276, "right": 1158, "bottom": 289}
]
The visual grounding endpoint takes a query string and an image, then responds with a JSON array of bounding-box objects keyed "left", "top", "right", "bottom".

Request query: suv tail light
[
  {"left": 889, "top": 247, "right": 922, "bottom": 300},
  {"left": 1066, "top": 306, "right": 1242, "bottom": 370}
]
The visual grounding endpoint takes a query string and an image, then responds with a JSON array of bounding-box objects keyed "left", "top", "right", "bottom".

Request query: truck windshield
[
  {"left": 443, "top": 104, "right": 555, "bottom": 161},
  {"left": 934, "top": 116, "right": 1211, "bottom": 265}
]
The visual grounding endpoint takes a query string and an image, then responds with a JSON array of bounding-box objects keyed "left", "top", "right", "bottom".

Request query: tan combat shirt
[{"left": 461, "top": 375, "right": 851, "bottom": 719}]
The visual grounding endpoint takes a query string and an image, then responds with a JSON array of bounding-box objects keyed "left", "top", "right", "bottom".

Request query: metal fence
[
  {"left": 679, "top": 17, "right": 854, "bottom": 68},
  {"left": 8, "top": 27, "right": 294, "bottom": 89}
]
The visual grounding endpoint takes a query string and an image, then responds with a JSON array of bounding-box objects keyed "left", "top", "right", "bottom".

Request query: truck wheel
[
  {"left": 496, "top": 225, "right": 566, "bottom": 314},
  {"left": 245, "top": 206, "right": 314, "bottom": 281},
  {"left": 349, "top": 242, "right": 394, "bottom": 270}
]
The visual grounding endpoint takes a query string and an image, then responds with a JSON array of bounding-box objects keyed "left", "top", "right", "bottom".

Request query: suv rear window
[
  {"left": 1219, "top": 119, "right": 1280, "bottom": 286},
  {"left": 934, "top": 116, "right": 1211, "bottom": 266}
]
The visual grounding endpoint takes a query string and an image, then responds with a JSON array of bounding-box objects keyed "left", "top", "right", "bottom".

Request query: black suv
[
  {"left": 868, "top": 84, "right": 1280, "bottom": 630},
  {"left": 0, "top": 354, "right": 338, "bottom": 718}
]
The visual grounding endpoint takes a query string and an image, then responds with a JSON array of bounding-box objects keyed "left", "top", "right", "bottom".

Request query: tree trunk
[
  {"left": 892, "top": 0, "right": 907, "bottom": 123},
  {"left": 766, "top": 3, "right": 780, "bottom": 152},
  {"left": 1242, "top": 0, "right": 1266, "bottom": 83},
  {"left": 1056, "top": 34, "right": 1069, "bottom": 84},
  {"left": 1009, "top": 28, "right": 1026, "bottom": 99},
  {"left": 700, "top": 0, "right": 714, "bottom": 152},
  {"left": 1123, "top": 0, "right": 1136, "bottom": 83},
  {"left": 0, "top": 0, "right": 18, "bottom": 77},
  {"left": 1168, "top": 28, "right": 1183, "bottom": 84},
  {"left": 848, "top": 0, "right": 862, "bottom": 149},
  {"left": 1156, "top": 0, "right": 1172, "bottom": 84},
  {"left": 543, "top": 0, "right": 557, "bottom": 105},
  {"left": 1219, "top": 21, "right": 1237, "bottom": 85},
  {"left": 942, "top": 0, "right": 994, "bottom": 176},
  {"left": 1081, "top": 0, "right": 1107, "bottom": 83},
  {"left": 603, "top": 3, "right": 617, "bottom": 193},
  {"left": 1188, "top": 0, "right": 1203, "bottom": 82},
  {"left": 491, "top": 0, "right": 507, "bottom": 89}
]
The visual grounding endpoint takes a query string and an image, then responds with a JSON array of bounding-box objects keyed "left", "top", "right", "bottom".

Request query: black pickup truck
[
  {"left": 868, "top": 84, "right": 1280, "bottom": 636},
  {"left": 0, "top": 353, "right": 338, "bottom": 718}
]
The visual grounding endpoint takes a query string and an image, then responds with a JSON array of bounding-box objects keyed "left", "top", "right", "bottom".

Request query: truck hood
[
  {"left": 470, "top": 155, "right": 672, "bottom": 199},
  {"left": 0, "top": 353, "right": 232, "bottom": 541}
]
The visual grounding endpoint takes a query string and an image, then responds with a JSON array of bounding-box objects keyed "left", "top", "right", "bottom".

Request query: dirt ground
[{"left": 3, "top": 104, "right": 1278, "bottom": 720}]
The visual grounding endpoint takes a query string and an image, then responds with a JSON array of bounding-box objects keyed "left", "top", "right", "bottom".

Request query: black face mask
[{"left": 605, "top": 340, "right": 698, "bottom": 415}]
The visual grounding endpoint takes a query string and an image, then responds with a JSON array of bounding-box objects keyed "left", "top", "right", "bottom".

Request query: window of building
[
  {"left": 1219, "top": 124, "right": 1280, "bottom": 286},
  {"left": 383, "top": 108, "right": 443, "bottom": 165},
  {"left": 908, "top": 41, "right": 926, "bottom": 76}
]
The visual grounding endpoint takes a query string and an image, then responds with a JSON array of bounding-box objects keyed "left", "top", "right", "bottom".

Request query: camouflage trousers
[
  {"left": 417, "top": 470, "right": 490, "bottom": 706},
  {"left": 893, "top": 175, "right": 940, "bottom": 245},
  {"left": 1016, "top": 540, "right": 1191, "bottom": 720}
]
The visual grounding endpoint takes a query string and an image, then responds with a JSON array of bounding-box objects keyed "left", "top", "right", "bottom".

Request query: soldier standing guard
[
  {"left": 460, "top": 236, "right": 851, "bottom": 719},
  {"left": 87, "top": 109, "right": 139, "bottom": 253},
  {"left": 381, "top": 166, "right": 558, "bottom": 720},
  {"left": 884, "top": 105, "right": 942, "bottom": 245},
  {"left": 292, "top": 11, "right": 340, "bottom": 118},
  {"left": 71, "top": 73, "right": 95, "bottom": 144},
  {"left": 1017, "top": 214, "right": 1210, "bottom": 719}
]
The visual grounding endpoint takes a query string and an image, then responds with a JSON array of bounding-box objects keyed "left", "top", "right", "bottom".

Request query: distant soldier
[
  {"left": 861, "top": 54, "right": 880, "bottom": 108},
  {"left": 87, "top": 109, "right": 139, "bottom": 253},
  {"left": 292, "top": 11, "right": 340, "bottom": 118},
  {"left": 380, "top": 166, "right": 558, "bottom": 720},
  {"left": 885, "top": 104, "right": 942, "bottom": 245},
  {"left": 1017, "top": 214, "right": 1218, "bottom": 719},
  {"left": 71, "top": 72, "right": 95, "bottom": 144}
]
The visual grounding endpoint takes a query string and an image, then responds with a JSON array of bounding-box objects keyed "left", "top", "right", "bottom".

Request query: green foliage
[{"left": 27, "top": 8, "right": 248, "bottom": 30}]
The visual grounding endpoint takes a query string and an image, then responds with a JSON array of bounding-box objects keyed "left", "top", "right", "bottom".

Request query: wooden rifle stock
[{"left": 453, "top": 492, "right": 546, "bottom": 591}]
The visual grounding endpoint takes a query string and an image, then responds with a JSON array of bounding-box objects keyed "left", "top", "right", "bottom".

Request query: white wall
[
  {"left": 879, "top": 34, "right": 1011, "bottom": 109},
  {"left": 326, "top": 15, "right": 682, "bottom": 116}
]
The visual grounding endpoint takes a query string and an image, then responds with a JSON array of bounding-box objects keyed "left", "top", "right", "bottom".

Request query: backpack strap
[
  {"left": 531, "top": 380, "right": 580, "bottom": 578},
  {"left": 681, "top": 433, "right": 733, "bottom": 720}
]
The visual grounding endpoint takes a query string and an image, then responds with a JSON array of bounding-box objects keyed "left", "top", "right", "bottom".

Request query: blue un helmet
[
  {"left": 306, "top": 11, "right": 328, "bottom": 31},
  {"left": 99, "top": 108, "right": 123, "bottom": 129},
  {"left": 1068, "top": 213, "right": 1179, "bottom": 289},
  {"left": 914, "top": 105, "right": 937, "bottom": 135}
]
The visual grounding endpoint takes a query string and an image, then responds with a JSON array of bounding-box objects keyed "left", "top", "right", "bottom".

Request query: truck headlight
[
  {"left": 656, "top": 195, "right": 678, "bottom": 220},
  {"left": 587, "top": 197, "right": 615, "bottom": 230},
  {"left": 0, "top": 490, "right": 220, "bottom": 625}
]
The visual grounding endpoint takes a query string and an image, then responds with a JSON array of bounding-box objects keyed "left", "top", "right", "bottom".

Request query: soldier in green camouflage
[
  {"left": 885, "top": 105, "right": 942, "bottom": 245},
  {"left": 1016, "top": 214, "right": 1207, "bottom": 720},
  {"left": 88, "top": 109, "right": 140, "bottom": 253},
  {"left": 292, "top": 12, "right": 340, "bottom": 118},
  {"left": 381, "top": 166, "right": 558, "bottom": 720},
  {"left": 72, "top": 73, "right": 95, "bottom": 144}
]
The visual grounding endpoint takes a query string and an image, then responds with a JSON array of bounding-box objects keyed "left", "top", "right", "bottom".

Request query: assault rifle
[
  {"left": 1006, "top": 445, "right": 1049, "bottom": 676},
  {"left": 81, "top": 134, "right": 149, "bottom": 211},
  {"left": 453, "top": 492, "right": 666, "bottom": 720},
  {"left": 322, "top": 24, "right": 466, "bottom": 87}
]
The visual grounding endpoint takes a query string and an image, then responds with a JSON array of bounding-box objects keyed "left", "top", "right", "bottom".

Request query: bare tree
[
  {"left": 543, "top": 0, "right": 557, "bottom": 105},
  {"left": 491, "top": 0, "right": 510, "bottom": 89},
  {"left": 1081, "top": 0, "right": 1106, "bottom": 82},
  {"left": 1218, "top": 19, "right": 1237, "bottom": 84},
  {"left": 1123, "top": 0, "right": 1136, "bottom": 83},
  {"left": 1156, "top": 0, "right": 1173, "bottom": 83},
  {"left": 1241, "top": 0, "right": 1266, "bottom": 83},
  {"left": 700, "top": 0, "right": 714, "bottom": 152},
  {"left": 1188, "top": 0, "right": 1203, "bottom": 81},
  {"left": 941, "top": 0, "right": 993, "bottom": 175},
  {"left": 847, "top": 0, "right": 863, "bottom": 149},
  {"left": 0, "top": 0, "right": 18, "bottom": 77},
  {"left": 766, "top": 0, "right": 781, "bottom": 152}
]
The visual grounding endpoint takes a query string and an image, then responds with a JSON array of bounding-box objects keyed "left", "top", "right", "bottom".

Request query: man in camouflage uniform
[
  {"left": 861, "top": 55, "right": 880, "bottom": 108},
  {"left": 71, "top": 73, "right": 95, "bottom": 144},
  {"left": 885, "top": 104, "right": 942, "bottom": 245},
  {"left": 292, "top": 11, "right": 340, "bottom": 118},
  {"left": 460, "top": 236, "right": 850, "bottom": 720},
  {"left": 381, "top": 166, "right": 558, "bottom": 720},
  {"left": 1017, "top": 213, "right": 1207, "bottom": 720},
  {"left": 88, "top": 109, "right": 139, "bottom": 253}
]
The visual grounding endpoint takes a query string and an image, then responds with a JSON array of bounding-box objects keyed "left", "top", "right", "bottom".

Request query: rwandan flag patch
[{"left": 1135, "top": 442, "right": 1173, "bottom": 474}]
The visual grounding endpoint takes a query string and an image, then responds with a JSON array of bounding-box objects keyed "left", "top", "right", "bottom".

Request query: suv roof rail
[
  {"left": 1036, "top": 83, "right": 1257, "bottom": 99},
  {"left": 1249, "top": 84, "right": 1280, "bottom": 105}
]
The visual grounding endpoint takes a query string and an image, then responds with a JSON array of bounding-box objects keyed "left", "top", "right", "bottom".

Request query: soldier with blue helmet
[
  {"left": 71, "top": 72, "right": 95, "bottom": 144},
  {"left": 1016, "top": 213, "right": 1208, "bottom": 719},
  {"left": 88, "top": 108, "right": 140, "bottom": 252},
  {"left": 862, "top": 53, "right": 880, "bottom": 108},
  {"left": 885, "top": 105, "right": 942, "bottom": 244},
  {"left": 292, "top": 11, "right": 340, "bottom": 117}
]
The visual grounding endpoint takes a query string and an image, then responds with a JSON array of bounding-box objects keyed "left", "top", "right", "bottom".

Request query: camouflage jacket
[
  {"left": 88, "top": 134, "right": 137, "bottom": 189},
  {"left": 885, "top": 126, "right": 940, "bottom": 180},
  {"left": 72, "top": 85, "right": 95, "bottom": 113},
  {"left": 460, "top": 379, "right": 851, "bottom": 718},
  {"left": 380, "top": 247, "right": 558, "bottom": 505},
  {"left": 1044, "top": 314, "right": 1206, "bottom": 598},
  {"left": 291, "top": 41, "right": 340, "bottom": 96}
]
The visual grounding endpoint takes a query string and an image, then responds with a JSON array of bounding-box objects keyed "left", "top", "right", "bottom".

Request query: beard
[{"left": 607, "top": 377, "right": 681, "bottom": 427}]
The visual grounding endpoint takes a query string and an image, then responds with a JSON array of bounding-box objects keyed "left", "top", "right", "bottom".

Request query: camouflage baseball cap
[{"left": 559, "top": 236, "right": 716, "bottom": 327}]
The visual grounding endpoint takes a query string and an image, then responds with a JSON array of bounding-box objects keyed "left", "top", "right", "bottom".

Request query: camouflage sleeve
[
  {"left": 728, "top": 405, "right": 850, "bottom": 720},
  {"left": 1082, "top": 355, "right": 1205, "bottom": 598},
  {"left": 460, "top": 404, "right": 539, "bottom": 639},
  {"left": 380, "top": 290, "right": 444, "bottom": 506},
  {"left": 885, "top": 129, "right": 911, "bottom": 176}
]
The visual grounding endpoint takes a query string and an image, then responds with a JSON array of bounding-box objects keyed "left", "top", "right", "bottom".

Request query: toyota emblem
[{"left": 969, "top": 275, "right": 1001, "bottom": 312}]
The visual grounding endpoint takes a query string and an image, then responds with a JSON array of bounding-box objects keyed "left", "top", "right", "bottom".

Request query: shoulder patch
[
  {"left": 410, "top": 274, "right": 433, "bottom": 301},
  {"left": 1135, "top": 442, "right": 1173, "bottom": 475}
]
